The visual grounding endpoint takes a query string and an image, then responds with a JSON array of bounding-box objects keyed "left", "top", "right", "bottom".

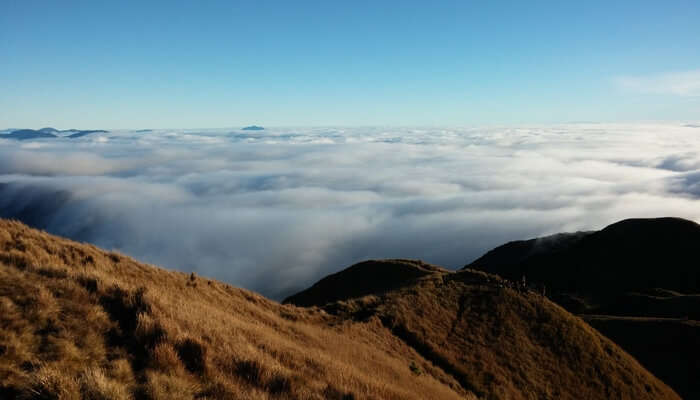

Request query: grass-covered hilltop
[{"left": 0, "top": 219, "right": 682, "bottom": 399}]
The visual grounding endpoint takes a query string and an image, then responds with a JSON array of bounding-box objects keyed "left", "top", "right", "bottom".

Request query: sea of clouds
[{"left": 1, "top": 124, "right": 699, "bottom": 299}]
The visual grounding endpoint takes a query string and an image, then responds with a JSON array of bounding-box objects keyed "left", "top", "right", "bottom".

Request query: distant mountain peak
[
  {"left": 2, "top": 129, "right": 57, "bottom": 140},
  {"left": 242, "top": 125, "right": 264, "bottom": 131},
  {"left": 38, "top": 127, "right": 60, "bottom": 133},
  {"left": 1, "top": 128, "right": 108, "bottom": 140}
]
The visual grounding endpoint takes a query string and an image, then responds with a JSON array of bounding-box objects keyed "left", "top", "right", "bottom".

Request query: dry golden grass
[
  {"left": 0, "top": 220, "right": 467, "bottom": 399},
  {"left": 369, "top": 271, "right": 680, "bottom": 400},
  {"left": 0, "top": 219, "right": 680, "bottom": 399}
]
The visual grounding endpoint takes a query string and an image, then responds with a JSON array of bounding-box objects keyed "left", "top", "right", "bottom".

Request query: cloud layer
[{"left": 1, "top": 124, "right": 700, "bottom": 299}]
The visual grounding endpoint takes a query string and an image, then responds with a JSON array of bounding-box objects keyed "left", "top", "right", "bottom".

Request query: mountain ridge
[
  {"left": 465, "top": 217, "right": 700, "bottom": 297},
  {"left": 0, "top": 128, "right": 108, "bottom": 140},
  {"left": 0, "top": 219, "right": 680, "bottom": 399}
]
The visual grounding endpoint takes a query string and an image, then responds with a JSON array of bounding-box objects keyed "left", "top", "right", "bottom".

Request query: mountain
[
  {"left": 464, "top": 217, "right": 700, "bottom": 399},
  {"left": 2, "top": 129, "right": 58, "bottom": 140},
  {"left": 0, "top": 220, "right": 679, "bottom": 399},
  {"left": 465, "top": 217, "right": 700, "bottom": 300},
  {"left": 285, "top": 261, "right": 679, "bottom": 400},
  {"left": 0, "top": 128, "right": 108, "bottom": 140},
  {"left": 242, "top": 125, "right": 265, "bottom": 131}
]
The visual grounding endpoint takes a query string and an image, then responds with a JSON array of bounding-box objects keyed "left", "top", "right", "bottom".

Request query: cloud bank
[{"left": 1, "top": 124, "right": 700, "bottom": 299}]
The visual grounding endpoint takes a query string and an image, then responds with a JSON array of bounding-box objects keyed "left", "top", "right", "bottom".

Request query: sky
[{"left": 1, "top": 1, "right": 699, "bottom": 128}]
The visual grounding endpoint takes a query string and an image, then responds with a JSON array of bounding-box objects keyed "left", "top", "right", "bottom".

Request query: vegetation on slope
[
  {"left": 0, "top": 220, "right": 467, "bottom": 400},
  {"left": 287, "top": 262, "right": 679, "bottom": 400},
  {"left": 0, "top": 219, "right": 680, "bottom": 399}
]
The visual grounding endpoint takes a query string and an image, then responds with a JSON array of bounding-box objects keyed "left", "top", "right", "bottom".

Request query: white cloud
[
  {"left": 1, "top": 124, "right": 699, "bottom": 299},
  {"left": 615, "top": 69, "right": 700, "bottom": 96}
]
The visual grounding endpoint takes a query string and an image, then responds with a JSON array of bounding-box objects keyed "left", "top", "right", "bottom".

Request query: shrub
[
  {"left": 409, "top": 361, "right": 422, "bottom": 376},
  {"left": 152, "top": 342, "right": 182, "bottom": 372}
]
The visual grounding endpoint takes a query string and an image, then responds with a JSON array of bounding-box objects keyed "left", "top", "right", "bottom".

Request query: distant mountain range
[
  {"left": 242, "top": 125, "right": 264, "bottom": 131},
  {"left": 0, "top": 127, "right": 108, "bottom": 140}
]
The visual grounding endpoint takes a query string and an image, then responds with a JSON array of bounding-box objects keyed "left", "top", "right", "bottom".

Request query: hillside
[
  {"left": 0, "top": 220, "right": 680, "bottom": 399},
  {"left": 463, "top": 217, "right": 700, "bottom": 399},
  {"left": 465, "top": 217, "right": 700, "bottom": 299}
]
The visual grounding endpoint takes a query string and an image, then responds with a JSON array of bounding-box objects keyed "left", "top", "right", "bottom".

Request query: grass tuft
[
  {"left": 79, "top": 367, "right": 131, "bottom": 400},
  {"left": 175, "top": 338, "right": 207, "bottom": 375}
]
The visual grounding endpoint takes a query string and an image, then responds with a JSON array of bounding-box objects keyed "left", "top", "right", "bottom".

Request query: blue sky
[{"left": 1, "top": 1, "right": 699, "bottom": 128}]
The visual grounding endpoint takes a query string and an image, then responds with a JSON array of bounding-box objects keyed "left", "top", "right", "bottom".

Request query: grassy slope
[
  {"left": 0, "top": 220, "right": 466, "bottom": 400},
  {"left": 289, "top": 266, "right": 680, "bottom": 400},
  {"left": 0, "top": 220, "right": 680, "bottom": 399}
]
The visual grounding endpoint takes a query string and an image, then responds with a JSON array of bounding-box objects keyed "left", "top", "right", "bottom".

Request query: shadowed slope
[
  {"left": 462, "top": 231, "right": 591, "bottom": 285},
  {"left": 463, "top": 217, "right": 700, "bottom": 399},
  {"left": 583, "top": 316, "right": 700, "bottom": 400},
  {"left": 465, "top": 217, "right": 700, "bottom": 297}
]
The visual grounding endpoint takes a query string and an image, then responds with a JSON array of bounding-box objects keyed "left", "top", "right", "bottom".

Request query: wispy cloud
[{"left": 615, "top": 69, "right": 700, "bottom": 96}]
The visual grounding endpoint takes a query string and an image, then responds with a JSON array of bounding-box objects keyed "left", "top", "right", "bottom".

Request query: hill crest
[{"left": 283, "top": 259, "right": 448, "bottom": 307}]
